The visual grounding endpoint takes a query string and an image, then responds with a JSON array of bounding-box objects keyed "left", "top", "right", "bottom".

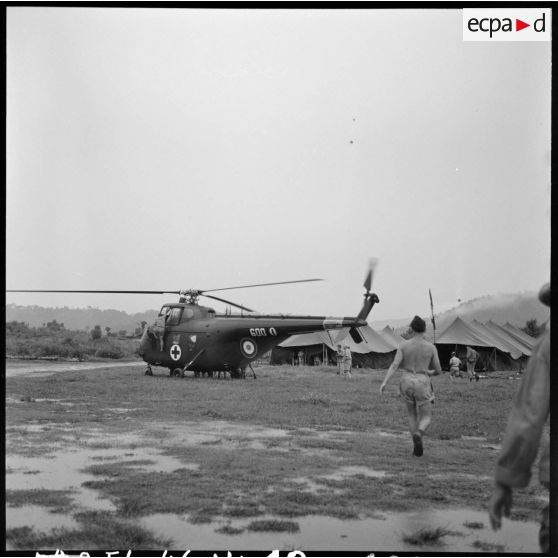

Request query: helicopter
[{"left": 7, "top": 264, "right": 380, "bottom": 379}]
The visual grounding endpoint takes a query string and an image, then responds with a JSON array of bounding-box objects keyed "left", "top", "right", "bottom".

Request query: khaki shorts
[{"left": 399, "top": 373, "right": 434, "bottom": 407}]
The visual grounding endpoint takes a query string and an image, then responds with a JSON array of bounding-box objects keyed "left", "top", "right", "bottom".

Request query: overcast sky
[{"left": 6, "top": 8, "right": 551, "bottom": 322}]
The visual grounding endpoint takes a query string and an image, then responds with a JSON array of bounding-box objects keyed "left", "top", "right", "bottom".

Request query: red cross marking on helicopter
[{"left": 170, "top": 344, "right": 181, "bottom": 361}]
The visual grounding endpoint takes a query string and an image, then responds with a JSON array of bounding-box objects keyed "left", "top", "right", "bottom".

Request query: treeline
[
  {"left": 5, "top": 320, "right": 141, "bottom": 360},
  {"left": 5, "top": 304, "right": 158, "bottom": 334},
  {"left": 522, "top": 318, "right": 546, "bottom": 338}
]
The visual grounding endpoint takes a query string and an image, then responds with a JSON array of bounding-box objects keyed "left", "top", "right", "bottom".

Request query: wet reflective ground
[
  {"left": 138, "top": 509, "right": 538, "bottom": 552},
  {"left": 5, "top": 361, "right": 545, "bottom": 552},
  {"left": 5, "top": 418, "right": 540, "bottom": 553}
]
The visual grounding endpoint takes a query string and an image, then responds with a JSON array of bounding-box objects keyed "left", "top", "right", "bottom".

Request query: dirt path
[{"left": 5, "top": 359, "right": 142, "bottom": 378}]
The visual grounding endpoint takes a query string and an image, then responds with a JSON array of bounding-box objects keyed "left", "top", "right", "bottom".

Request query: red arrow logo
[{"left": 516, "top": 19, "right": 530, "bottom": 31}]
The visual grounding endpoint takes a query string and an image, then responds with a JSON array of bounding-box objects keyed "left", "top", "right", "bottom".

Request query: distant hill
[
  {"left": 5, "top": 304, "right": 159, "bottom": 335},
  {"left": 371, "top": 291, "right": 549, "bottom": 336}
]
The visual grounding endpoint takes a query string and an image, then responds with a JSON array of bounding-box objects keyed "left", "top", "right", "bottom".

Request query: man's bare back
[{"left": 398, "top": 337, "right": 441, "bottom": 374}]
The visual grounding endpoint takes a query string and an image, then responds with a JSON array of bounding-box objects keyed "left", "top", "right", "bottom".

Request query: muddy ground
[{"left": 5, "top": 360, "right": 547, "bottom": 553}]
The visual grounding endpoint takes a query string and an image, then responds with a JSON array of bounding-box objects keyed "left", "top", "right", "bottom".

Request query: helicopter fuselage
[{"left": 138, "top": 302, "right": 369, "bottom": 374}]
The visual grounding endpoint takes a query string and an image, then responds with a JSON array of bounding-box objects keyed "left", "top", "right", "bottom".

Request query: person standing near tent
[
  {"left": 336, "top": 344, "right": 343, "bottom": 375},
  {"left": 466, "top": 346, "right": 479, "bottom": 382},
  {"left": 449, "top": 352, "right": 462, "bottom": 379},
  {"left": 379, "top": 315, "right": 442, "bottom": 457},
  {"left": 488, "top": 282, "right": 550, "bottom": 553},
  {"left": 343, "top": 345, "right": 352, "bottom": 378}
]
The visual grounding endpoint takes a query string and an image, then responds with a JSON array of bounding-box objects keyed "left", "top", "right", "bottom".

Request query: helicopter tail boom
[{"left": 356, "top": 292, "right": 380, "bottom": 322}]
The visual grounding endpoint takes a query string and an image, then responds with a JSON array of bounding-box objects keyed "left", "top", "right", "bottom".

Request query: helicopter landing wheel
[
  {"left": 171, "top": 368, "right": 184, "bottom": 378},
  {"left": 145, "top": 366, "right": 153, "bottom": 376}
]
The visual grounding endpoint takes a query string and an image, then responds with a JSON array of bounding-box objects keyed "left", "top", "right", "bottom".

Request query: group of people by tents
[
  {"left": 434, "top": 317, "right": 536, "bottom": 373},
  {"left": 270, "top": 324, "right": 403, "bottom": 369},
  {"left": 271, "top": 317, "right": 536, "bottom": 373}
]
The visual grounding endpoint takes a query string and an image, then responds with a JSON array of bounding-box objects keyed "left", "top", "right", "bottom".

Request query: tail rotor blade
[{"left": 363, "top": 258, "right": 379, "bottom": 293}]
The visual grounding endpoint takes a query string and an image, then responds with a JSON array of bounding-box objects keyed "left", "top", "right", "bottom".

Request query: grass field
[{"left": 5, "top": 361, "right": 547, "bottom": 552}]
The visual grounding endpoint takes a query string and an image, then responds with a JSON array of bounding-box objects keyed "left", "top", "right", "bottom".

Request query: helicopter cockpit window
[
  {"left": 158, "top": 306, "right": 171, "bottom": 317},
  {"left": 182, "top": 308, "right": 195, "bottom": 320},
  {"left": 167, "top": 307, "right": 183, "bottom": 326}
]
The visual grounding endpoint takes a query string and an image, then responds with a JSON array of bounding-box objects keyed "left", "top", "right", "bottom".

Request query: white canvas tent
[
  {"left": 380, "top": 325, "right": 405, "bottom": 348},
  {"left": 435, "top": 316, "right": 530, "bottom": 371},
  {"left": 272, "top": 325, "right": 397, "bottom": 368}
]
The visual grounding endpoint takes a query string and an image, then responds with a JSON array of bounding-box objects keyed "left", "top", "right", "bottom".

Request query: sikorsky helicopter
[{"left": 8, "top": 264, "right": 379, "bottom": 379}]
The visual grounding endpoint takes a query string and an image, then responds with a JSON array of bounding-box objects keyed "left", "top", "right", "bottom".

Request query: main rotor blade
[
  {"left": 201, "top": 278, "right": 323, "bottom": 294},
  {"left": 6, "top": 289, "right": 180, "bottom": 294},
  {"left": 202, "top": 294, "right": 254, "bottom": 313}
]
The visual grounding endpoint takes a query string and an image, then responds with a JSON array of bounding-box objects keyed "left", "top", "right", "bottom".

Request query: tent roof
[
  {"left": 278, "top": 331, "right": 333, "bottom": 348},
  {"left": 381, "top": 326, "right": 405, "bottom": 347},
  {"left": 472, "top": 321, "right": 525, "bottom": 360},
  {"left": 434, "top": 316, "right": 497, "bottom": 348},
  {"left": 278, "top": 325, "right": 396, "bottom": 354},
  {"left": 485, "top": 321, "right": 533, "bottom": 356},
  {"left": 435, "top": 317, "right": 530, "bottom": 360},
  {"left": 502, "top": 322, "right": 538, "bottom": 349}
]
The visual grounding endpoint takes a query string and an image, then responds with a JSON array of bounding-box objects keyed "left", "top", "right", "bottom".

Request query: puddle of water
[
  {"left": 144, "top": 421, "right": 290, "bottom": 450},
  {"left": 290, "top": 466, "right": 386, "bottom": 494},
  {"left": 289, "top": 477, "right": 344, "bottom": 496},
  {"left": 138, "top": 508, "right": 539, "bottom": 552},
  {"left": 6, "top": 505, "right": 80, "bottom": 531},
  {"left": 374, "top": 430, "right": 408, "bottom": 439},
  {"left": 482, "top": 443, "right": 502, "bottom": 451},
  {"left": 318, "top": 465, "right": 386, "bottom": 480},
  {"left": 6, "top": 451, "right": 117, "bottom": 512},
  {"left": 5, "top": 435, "right": 195, "bottom": 521},
  {"left": 8, "top": 423, "right": 79, "bottom": 435},
  {"left": 105, "top": 407, "right": 145, "bottom": 413},
  {"left": 33, "top": 398, "right": 76, "bottom": 406}
]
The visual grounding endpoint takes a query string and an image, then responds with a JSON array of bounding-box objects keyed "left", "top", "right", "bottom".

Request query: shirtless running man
[{"left": 379, "top": 315, "right": 442, "bottom": 456}]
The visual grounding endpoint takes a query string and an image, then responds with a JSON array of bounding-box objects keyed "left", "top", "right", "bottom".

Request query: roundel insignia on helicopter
[
  {"left": 240, "top": 338, "right": 258, "bottom": 359},
  {"left": 170, "top": 344, "right": 182, "bottom": 361}
]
